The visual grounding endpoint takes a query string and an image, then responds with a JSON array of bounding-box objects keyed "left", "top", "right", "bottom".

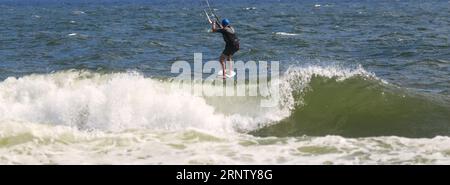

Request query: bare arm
[
  {"left": 211, "top": 20, "right": 222, "bottom": 32},
  {"left": 205, "top": 10, "right": 213, "bottom": 25},
  {"left": 205, "top": 10, "right": 222, "bottom": 32}
]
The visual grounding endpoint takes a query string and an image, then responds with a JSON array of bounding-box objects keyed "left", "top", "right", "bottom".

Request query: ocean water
[{"left": 0, "top": 0, "right": 449, "bottom": 164}]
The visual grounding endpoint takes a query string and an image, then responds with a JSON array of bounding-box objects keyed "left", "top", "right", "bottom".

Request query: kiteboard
[{"left": 217, "top": 70, "right": 236, "bottom": 78}]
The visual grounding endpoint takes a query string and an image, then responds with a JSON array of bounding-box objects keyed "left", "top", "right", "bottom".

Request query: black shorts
[{"left": 222, "top": 45, "right": 238, "bottom": 56}]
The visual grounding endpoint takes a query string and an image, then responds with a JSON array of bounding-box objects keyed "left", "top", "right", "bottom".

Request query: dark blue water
[{"left": 1, "top": 0, "right": 449, "bottom": 94}]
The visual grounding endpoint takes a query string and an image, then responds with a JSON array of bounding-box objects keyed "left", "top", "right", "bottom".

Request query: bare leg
[
  {"left": 220, "top": 54, "right": 226, "bottom": 79},
  {"left": 227, "top": 55, "right": 232, "bottom": 75}
]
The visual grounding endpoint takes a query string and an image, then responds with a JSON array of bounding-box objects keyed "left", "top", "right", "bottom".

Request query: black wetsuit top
[{"left": 217, "top": 26, "right": 240, "bottom": 55}]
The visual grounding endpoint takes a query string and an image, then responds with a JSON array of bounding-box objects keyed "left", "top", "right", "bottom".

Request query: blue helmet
[{"left": 221, "top": 19, "right": 230, "bottom": 26}]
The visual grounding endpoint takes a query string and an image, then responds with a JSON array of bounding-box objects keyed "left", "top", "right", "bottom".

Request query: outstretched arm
[{"left": 205, "top": 10, "right": 213, "bottom": 24}]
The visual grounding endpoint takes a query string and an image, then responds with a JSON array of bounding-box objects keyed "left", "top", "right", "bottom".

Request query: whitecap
[
  {"left": 275, "top": 32, "right": 299, "bottom": 36},
  {"left": 72, "top": 10, "right": 86, "bottom": 15}
]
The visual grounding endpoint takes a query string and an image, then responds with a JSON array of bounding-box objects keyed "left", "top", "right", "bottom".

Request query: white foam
[
  {"left": 1, "top": 121, "right": 449, "bottom": 164},
  {"left": 275, "top": 32, "right": 299, "bottom": 36},
  {"left": 0, "top": 71, "right": 290, "bottom": 134},
  {"left": 0, "top": 71, "right": 229, "bottom": 133}
]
